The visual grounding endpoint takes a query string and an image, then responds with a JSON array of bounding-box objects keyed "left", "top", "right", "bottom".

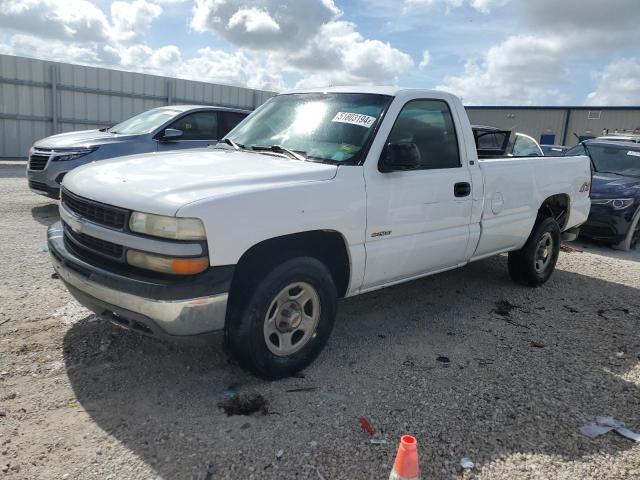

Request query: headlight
[
  {"left": 129, "top": 212, "right": 206, "bottom": 240},
  {"left": 52, "top": 147, "right": 97, "bottom": 162},
  {"left": 591, "top": 198, "right": 634, "bottom": 210},
  {"left": 126, "top": 250, "right": 209, "bottom": 275}
]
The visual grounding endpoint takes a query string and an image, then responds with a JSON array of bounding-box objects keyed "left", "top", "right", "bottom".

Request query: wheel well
[
  {"left": 538, "top": 194, "right": 570, "bottom": 229},
  {"left": 229, "top": 231, "right": 351, "bottom": 301}
]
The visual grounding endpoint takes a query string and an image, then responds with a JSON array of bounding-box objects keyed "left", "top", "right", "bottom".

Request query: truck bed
[{"left": 471, "top": 154, "right": 592, "bottom": 260}]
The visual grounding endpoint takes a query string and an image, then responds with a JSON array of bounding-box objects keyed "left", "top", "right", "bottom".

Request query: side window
[
  {"left": 513, "top": 135, "right": 542, "bottom": 156},
  {"left": 564, "top": 144, "right": 586, "bottom": 156},
  {"left": 219, "top": 112, "right": 248, "bottom": 137},
  {"left": 386, "top": 99, "right": 460, "bottom": 169},
  {"left": 168, "top": 111, "right": 218, "bottom": 140}
]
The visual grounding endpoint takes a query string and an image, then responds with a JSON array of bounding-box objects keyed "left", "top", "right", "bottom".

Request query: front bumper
[
  {"left": 48, "top": 223, "right": 232, "bottom": 338},
  {"left": 581, "top": 203, "right": 636, "bottom": 243},
  {"left": 27, "top": 152, "right": 97, "bottom": 198}
]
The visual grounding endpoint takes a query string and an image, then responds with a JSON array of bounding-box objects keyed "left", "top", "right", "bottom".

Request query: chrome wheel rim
[
  {"left": 263, "top": 282, "right": 320, "bottom": 357},
  {"left": 534, "top": 232, "right": 554, "bottom": 273}
]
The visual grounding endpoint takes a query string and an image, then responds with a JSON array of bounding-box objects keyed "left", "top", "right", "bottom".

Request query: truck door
[
  {"left": 362, "top": 98, "right": 473, "bottom": 289},
  {"left": 156, "top": 111, "right": 219, "bottom": 150}
]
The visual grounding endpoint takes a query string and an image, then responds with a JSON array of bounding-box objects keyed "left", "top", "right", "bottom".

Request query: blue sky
[{"left": 1, "top": 0, "right": 639, "bottom": 105}]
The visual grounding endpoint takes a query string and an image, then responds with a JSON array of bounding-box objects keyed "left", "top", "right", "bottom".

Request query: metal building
[
  {"left": 0, "top": 54, "right": 276, "bottom": 159},
  {"left": 466, "top": 106, "right": 640, "bottom": 147}
]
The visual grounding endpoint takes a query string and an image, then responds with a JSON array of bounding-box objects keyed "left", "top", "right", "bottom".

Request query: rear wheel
[
  {"left": 613, "top": 207, "right": 640, "bottom": 251},
  {"left": 225, "top": 257, "right": 337, "bottom": 379},
  {"left": 508, "top": 217, "right": 560, "bottom": 287}
]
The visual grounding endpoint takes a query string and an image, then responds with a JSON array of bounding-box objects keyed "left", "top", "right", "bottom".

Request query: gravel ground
[{"left": 1, "top": 160, "right": 639, "bottom": 480}]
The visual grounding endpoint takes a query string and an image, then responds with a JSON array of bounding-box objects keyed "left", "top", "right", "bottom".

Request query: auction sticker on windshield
[{"left": 332, "top": 112, "right": 376, "bottom": 128}]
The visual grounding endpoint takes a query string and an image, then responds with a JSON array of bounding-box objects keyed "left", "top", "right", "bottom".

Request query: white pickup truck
[{"left": 48, "top": 87, "right": 591, "bottom": 378}]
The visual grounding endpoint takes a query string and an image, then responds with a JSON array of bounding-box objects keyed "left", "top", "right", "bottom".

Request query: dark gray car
[{"left": 27, "top": 105, "right": 250, "bottom": 197}]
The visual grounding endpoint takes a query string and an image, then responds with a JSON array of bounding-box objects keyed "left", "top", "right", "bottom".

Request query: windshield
[
  {"left": 589, "top": 144, "right": 640, "bottom": 177},
  {"left": 110, "top": 108, "right": 182, "bottom": 135},
  {"left": 225, "top": 93, "right": 392, "bottom": 163}
]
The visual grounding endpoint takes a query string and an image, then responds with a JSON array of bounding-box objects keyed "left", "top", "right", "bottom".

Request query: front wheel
[
  {"left": 225, "top": 257, "right": 337, "bottom": 379},
  {"left": 508, "top": 217, "right": 561, "bottom": 287},
  {"left": 613, "top": 207, "right": 640, "bottom": 252}
]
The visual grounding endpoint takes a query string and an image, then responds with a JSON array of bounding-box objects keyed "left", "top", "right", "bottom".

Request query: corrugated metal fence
[{"left": 0, "top": 54, "right": 276, "bottom": 159}]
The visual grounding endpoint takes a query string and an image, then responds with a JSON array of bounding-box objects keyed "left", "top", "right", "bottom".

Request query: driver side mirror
[
  {"left": 379, "top": 141, "right": 421, "bottom": 172},
  {"left": 161, "top": 128, "right": 183, "bottom": 141}
]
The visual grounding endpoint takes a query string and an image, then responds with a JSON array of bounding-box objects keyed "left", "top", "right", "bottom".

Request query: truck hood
[
  {"left": 591, "top": 171, "right": 640, "bottom": 198},
  {"left": 62, "top": 149, "right": 338, "bottom": 215},
  {"left": 33, "top": 129, "right": 139, "bottom": 149}
]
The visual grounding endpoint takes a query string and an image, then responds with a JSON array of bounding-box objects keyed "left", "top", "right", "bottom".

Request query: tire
[
  {"left": 225, "top": 257, "right": 337, "bottom": 380},
  {"left": 613, "top": 207, "right": 640, "bottom": 252},
  {"left": 508, "top": 217, "right": 561, "bottom": 287}
]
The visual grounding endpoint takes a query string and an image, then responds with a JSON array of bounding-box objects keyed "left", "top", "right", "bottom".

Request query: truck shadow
[
  {"left": 31, "top": 203, "right": 59, "bottom": 226},
  {"left": 62, "top": 255, "right": 640, "bottom": 479}
]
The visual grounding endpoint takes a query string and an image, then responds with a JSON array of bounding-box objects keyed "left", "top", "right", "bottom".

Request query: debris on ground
[
  {"left": 285, "top": 387, "right": 316, "bottom": 392},
  {"left": 50, "top": 272, "right": 60, "bottom": 279},
  {"left": 275, "top": 449, "right": 284, "bottom": 460},
  {"left": 224, "top": 384, "right": 239, "bottom": 399},
  {"left": 560, "top": 243, "right": 582, "bottom": 253},
  {"left": 580, "top": 416, "right": 640, "bottom": 443},
  {"left": 530, "top": 341, "right": 546, "bottom": 348},
  {"left": 436, "top": 355, "right": 450, "bottom": 363},
  {"left": 493, "top": 300, "right": 518, "bottom": 316},
  {"left": 597, "top": 307, "right": 630, "bottom": 319},
  {"left": 217, "top": 392, "right": 268, "bottom": 416},
  {"left": 320, "top": 391, "right": 345, "bottom": 402},
  {"left": 203, "top": 463, "right": 216, "bottom": 480},
  {"left": 358, "top": 416, "right": 386, "bottom": 444},
  {"left": 460, "top": 457, "right": 475, "bottom": 470},
  {"left": 369, "top": 436, "right": 387, "bottom": 445},
  {"left": 359, "top": 416, "right": 375, "bottom": 436}
]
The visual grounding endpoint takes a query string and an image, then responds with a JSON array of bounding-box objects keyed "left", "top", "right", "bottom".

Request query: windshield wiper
[
  {"left": 252, "top": 145, "right": 306, "bottom": 161},
  {"left": 222, "top": 138, "right": 245, "bottom": 150}
]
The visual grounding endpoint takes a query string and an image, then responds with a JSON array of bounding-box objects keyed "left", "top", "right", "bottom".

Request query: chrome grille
[
  {"left": 61, "top": 189, "right": 127, "bottom": 230},
  {"left": 28, "top": 154, "right": 49, "bottom": 170},
  {"left": 63, "top": 222, "right": 124, "bottom": 260}
]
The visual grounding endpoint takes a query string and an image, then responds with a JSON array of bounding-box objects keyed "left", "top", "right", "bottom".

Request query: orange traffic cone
[{"left": 389, "top": 435, "right": 420, "bottom": 480}]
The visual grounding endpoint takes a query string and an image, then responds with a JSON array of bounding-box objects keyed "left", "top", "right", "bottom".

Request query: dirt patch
[
  {"left": 217, "top": 393, "right": 269, "bottom": 416},
  {"left": 493, "top": 299, "right": 519, "bottom": 316}
]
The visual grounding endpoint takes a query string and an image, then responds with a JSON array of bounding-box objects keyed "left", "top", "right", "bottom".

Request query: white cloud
[
  {"left": 0, "top": 34, "right": 103, "bottom": 64},
  {"left": 190, "top": 0, "right": 413, "bottom": 88},
  {"left": 437, "top": 35, "right": 569, "bottom": 105},
  {"left": 0, "top": 0, "right": 110, "bottom": 42},
  {"left": 109, "top": 0, "right": 163, "bottom": 43},
  {"left": 0, "top": 0, "right": 165, "bottom": 45},
  {"left": 418, "top": 50, "right": 430, "bottom": 69},
  {"left": 191, "top": 0, "right": 341, "bottom": 50},
  {"left": 587, "top": 59, "right": 640, "bottom": 106},
  {"left": 228, "top": 7, "right": 280, "bottom": 33},
  {"left": 178, "top": 48, "right": 285, "bottom": 90},
  {"left": 438, "top": 0, "right": 640, "bottom": 105},
  {"left": 403, "top": 0, "right": 508, "bottom": 13},
  {"left": 468, "top": 0, "right": 509, "bottom": 13}
]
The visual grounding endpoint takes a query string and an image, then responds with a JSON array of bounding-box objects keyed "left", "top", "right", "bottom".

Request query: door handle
[{"left": 454, "top": 182, "right": 471, "bottom": 197}]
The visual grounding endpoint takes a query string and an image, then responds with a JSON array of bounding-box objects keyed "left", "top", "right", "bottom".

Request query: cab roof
[
  {"left": 282, "top": 86, "right": 446, "bottom": 97},
  {"left": 155, "top": 104, "right": 252, "bottom": 113}
]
